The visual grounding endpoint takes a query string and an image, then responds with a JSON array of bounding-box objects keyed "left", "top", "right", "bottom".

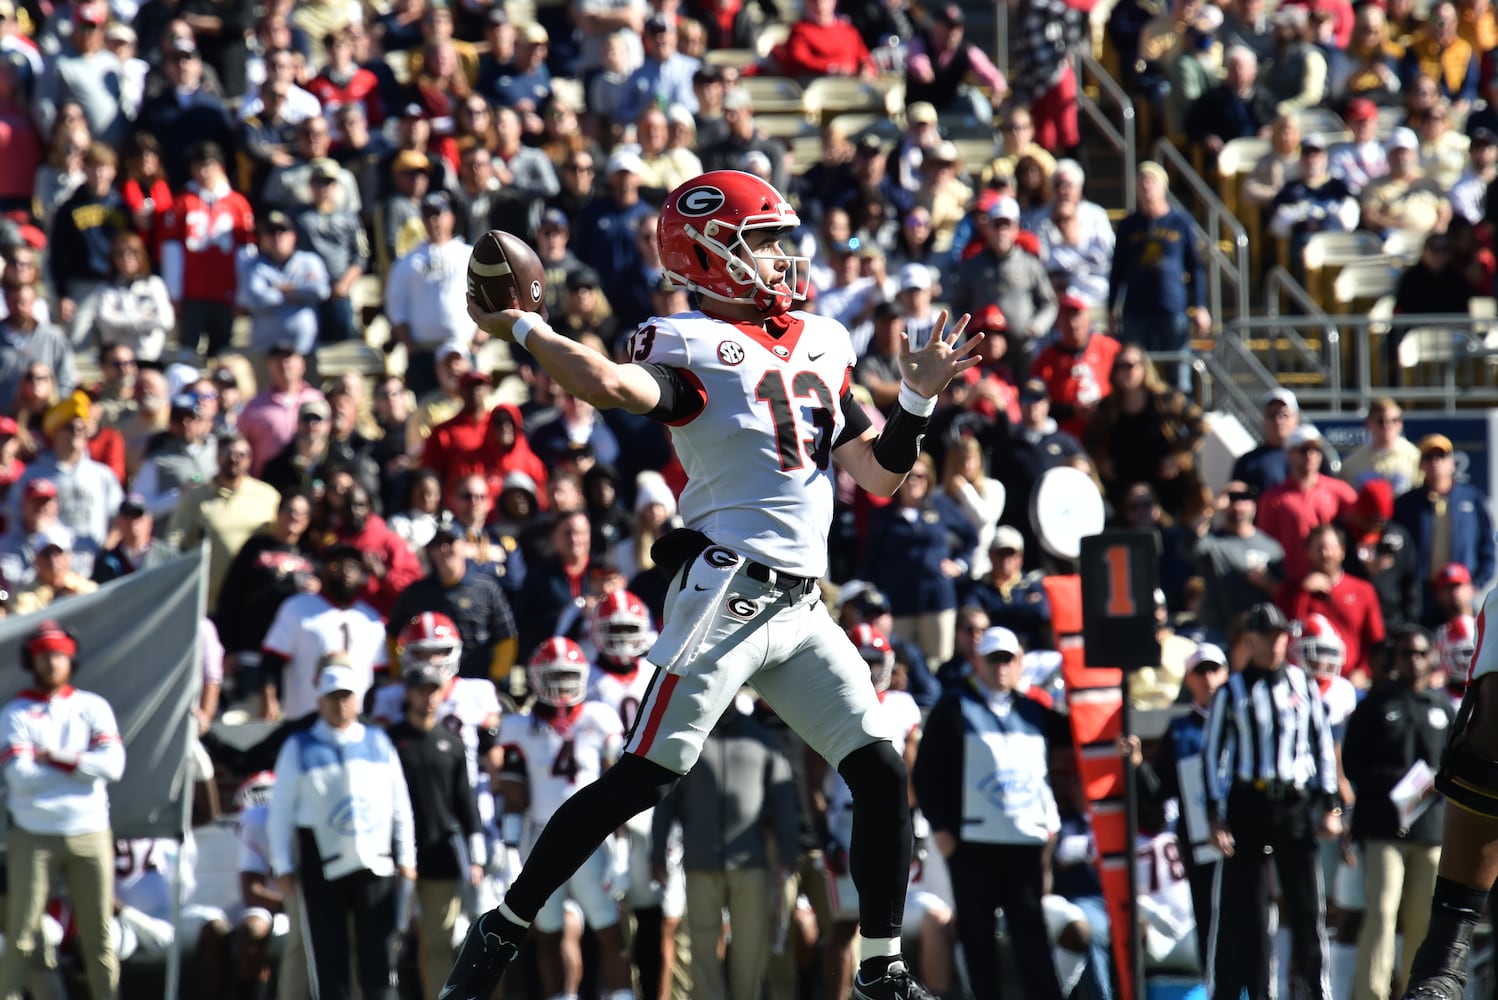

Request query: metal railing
[
  {"left": 1074, "top": 48, "right": 1137, "bottom": 215},
  {"left": 1153, "top": 139, "right": 1252, "bottom": 325},
  {"left": 1259, "top": 266, "right": 1343, "bottom": 409},
  {"left": 1222, "top": 313, "right": 1498, "bottom": 412}
]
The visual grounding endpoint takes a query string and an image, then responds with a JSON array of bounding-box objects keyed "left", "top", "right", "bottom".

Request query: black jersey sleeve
[
  {"left": 638, "top": 363, "right": 708, "bottom": 425},
  {"left": 833, "top": 391, "right": 873, "bottom": 449}
]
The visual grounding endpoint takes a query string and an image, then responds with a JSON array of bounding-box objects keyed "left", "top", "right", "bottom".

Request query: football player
[
  {"left": 586, "top": 590, "right": 685, "bottom": 997},
  {"left": 447, "top": 169, "right": 975, "bottom": 1000},
  {"left": 231, "top": 771, "right": 306, "bottom": 1000},
  {"left": 1436, "top": 613, "right": 1476, "bottom": 710},
  {"left": 495, "top": 638, "right": 633, "bottom": 1000}
]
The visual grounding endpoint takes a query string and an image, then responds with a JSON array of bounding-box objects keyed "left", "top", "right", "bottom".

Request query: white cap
[
  {"left": 166, "top": 362, "right": 201, "bottom": 398},
  {"left": 501, "top": 470, "right": 538, "bottom": 494},
  {"left": 1286, "top": 424, "right": 1323, "bottom": 449},
  {"left": 1194, "top": 4, "right": 1224, "bottom": 31},
  {"left": 317, "top": 663, "right": 366, "bottom": 699},
  {"left": 1386, "top": 126, "right": 1419, "bottom": 152},
  {"left": 989, "top": 196, "right": 1021, "bottom": 222},
  {"left": 897, "top": 263, "right": 933, "bottom": 291},
  {"left": 1187, "top": 643, "right": 1229, "bottom": 671},
  {"left": 976, "top": 626, "right": 1021, "bottom": 657},
  {"left": 607, "top": 149, "right": 646, "bottom": 175},
  {"left": 1262, "top": 387, "right": 1299, "bottom": 413},
  {"left": 990, "top": 524, "right": 1025, "bottom": 552},
  {"left": 436, "top": 338, "right": 469, "bottom": 362},
  {"left": 633, "top": 470, "right": 677, "bottom": 516}
]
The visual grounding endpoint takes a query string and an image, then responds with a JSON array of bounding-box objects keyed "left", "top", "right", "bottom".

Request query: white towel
[{"left": 647, "top": 545, "right": 745, "bottom": 674}]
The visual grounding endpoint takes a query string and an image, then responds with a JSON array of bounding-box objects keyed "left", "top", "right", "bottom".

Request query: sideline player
[
  {"left": 443, "top": 169, "right": 978, "bottom": 1000},
  {"left": 1402, "top": 585, "right": 1498, "bottom": 999}
]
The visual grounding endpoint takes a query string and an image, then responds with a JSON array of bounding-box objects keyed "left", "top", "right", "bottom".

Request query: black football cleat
[
  {"left": 851, "top": 960, "right": 938, "bottom": 1000},
  {"left": 438, "top": 911, "right": 522, "bottom": 1000},
  {"left": 1402, "top": 976, "right": 1466, "bottom": 1000}
]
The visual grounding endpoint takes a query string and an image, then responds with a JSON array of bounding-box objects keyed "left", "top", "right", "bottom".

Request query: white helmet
[
  {"left": 234, "top": 771, "right": 276, "bottom": 811},
  {"left": 590, "top": 589, "right": 655, "bottom": 663},
  {"left": 1438, "top": 614, "right": 1477, "bottom": 682},
  {"left": 1292, "top": 614, "right": 1345, "bottom": 680},
  {"left": 528, "top": 637, "right": 590, "bottom": 708},
  {"left": 396, "top": 612, "right": 463, "bottom": 682}
]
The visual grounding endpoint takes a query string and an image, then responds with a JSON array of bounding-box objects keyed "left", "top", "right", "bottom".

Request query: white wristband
[
  {"left": 898, "top": 381, "right": 938, "bottom": 417},
  {"left": 511, "top": 312, "right": 543, "bottom": 348}
]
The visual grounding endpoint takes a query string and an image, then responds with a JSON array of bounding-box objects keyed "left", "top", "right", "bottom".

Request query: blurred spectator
[
  {"left": 952, "top": 197, "right": 1056, "bottom": 383},
  {"left": 531, "top": 391, "right": 622, "bottom": 471},
  {"left": 0, "top": 59, "right": 39, "bottom": 211},
  {"left": 294, "top": 160, "right": 368, "bottom": 344},
  {"left": 71, "top": 232, "right": 173, "bottom": 360},
  {"left": 117, "top": 365, "right": 167, "bottom": 476},
  {"left": 1431, "top": 561, "right": 1477, "bottom": 633},
  {"left": 1255, "top": 424, "right": 1356, "bottom": 584},
  {"left": 914, "top": 624, "right": 1065, "bottom": 1000},
  {"left": 33, "top": 2, "right": 127, "bottom": 144},
  {"left": 92, "top": 343, "right": 138, "bottom": 429},
  {"left": 1389, "top": 232, "right": 1473, "bottom": 380},
  {"left": 936, "top": 436, "right": 1006, "bottom": 577},
  {"left": 617, "top": 15, "right": 698, "bottom": 123},
  {"left": 13, "top": 535, "right": 98, "bottom": 612},
  {"left": 605, "top": 210, "right": 667, "bottom": 333},
  {"left": 386, "top": 191, "right": 476, "bottom": 398},
  {"left": 653, "top": 702, "right": 798, "bottom": 1000},
  {"left": 989, "top": 379, "right": 1085, "bottom": 563},
  {"left": 260, "top": 396, "right": 336, "bottom": 496},
  {"left": 1450, "top": 128, "right": 1497, "bottom": 224},
  {"left": 535, "top": 208, "right": 585, "bottom": 317},
  {"left": 1265, "top": 6, "right": 1327, "bottom": 114},
  {"left": 518, "top": 509, "right": 594, "bottom": 651},
  {"left": 427, "top": 394, "right": 548, "bottom": 503},
  {"left": 268, "top": 659, "right": 414, "bottom": 1000},
  {"left": 161, "top": 142, "right": 256, "bottom": 357},
  {"left": 376, "top": 146, "right": 433, "bottom": 269},
  {"left": 1328, "top": 98, "right": 1389, "bottom": 194},
  {"left": 1167, "top": 5, "right": 1226, "bottom": 139},
  {"left": 700, "top": 91, "right": 788, "bottom": 194},
  {"left": 858, "top": 453, "right": 976, "bottom": 664},
  {"left": 1360, "top": 127, "right": 1448, "bottom": 237},
  {"left": 1109, "top": 164, "right": 1209, "bottom": 382},
  {"left": 1232, "top": 388, "right": 1300, "bottom": 495},
  {"left": 553, "top": 267, "right": 619, "bottom": 344},
  {"left": 0, "top": 478, "right": 75, "bottom": 589},
  {"left": 1270, "top": 133, "right": 1359, "bottom": 272},
  {"left": 1393, "top": 433, "right": 1497, "bottom": 610},
  {"left": 316, "top": 482, "right": 421, "bottom": 617},
  {"left": 988, "top": 106, "right": 1057, "bottom": 186},
  {"left": 0, "top": 280, "right": 75, "bottom": 414},
  {"left": 407, "top": 341, "right": 474, "bottom": 456},
  {"left": 1340, "top": 397, "right": 1423, "bottom": 494},
  {"left": 0, "top": 621, "right": 124, "bottom": 1000},
  {"left": 237, "top": 209, "right": 331, "bottom": 357},
  {"left": 306, "top": 26, "right": 384, "bottom": 136},
  {"left": 768, "top": 0, "right": 875, "bottom": 81},
  {"left": 1277, "top": 524, "right": 1386, "bottom": 679},
  {"left": 852, "top": 302, "right": 904, "bottom": 409},
  {"left": 31, "top": 103, "right": 90, "bottom": 237},
  {"left": 239, "top": 78, "right": 302, "bottom": 202},
  {"left": 446, "top": 473, "right": 527, "bottom": 592},
  {"left": 611, "top": 469, "right": 678, "bottom": 581},
  {"left": 133, "top": 391, "right": 216, "bottom": 523},
  {"left": 1402, "top": 1, "right": 1478, "bottom": 111},
  {"left": 49, "top": 142, "right": 130, "bottom": 324},
  {"left": 168, "top": 432, "right": 284, "bottom": 605},
  {"left": 488, "top": 24, "right": 552, "bottom": 114},
  {"left": 1187, "top": 481, "right": 1283, "bottom": 643},
  {"left": 1416, "top": 101, "right": 1469, "bottom": 190},
  {"left": 261, "top": 545, "right": 388, "bottom": 720},
  {"left": 214, "top": 490, "right": 314, "bottom": 692},
  {"left": 1343, "top": 625, "right": 1451, "bottom": 1000},
  {"left": 1083, "top": 345, "right": 1204, "bottom": 520},
  {"left": 1121, "top": 483, "right": 1195, "bottom": 606},
  {"left": 453, "top": 144, "right": 501, "bottom": 245},
  {"left": 133, "top": 39, "right": 234, "bottom": 188},
  {"left": 959, "top": 525, "right": 1054, "bottom": 651},
  {"left": 1029, "top": 294, "right": 1120, "bottom": 440},
  {"left": 1009, "top": 0, "right": 1084, "bottom": 153},
  {"left": 1243, "top": 113, "right": 1303, "bottom": 206},
  {"left": 934, "top": 604, "right": 988, "bottom": 687},
  {"left": 11, "top": 392, "right": 121, "bottom": 555},
  {"left": 1344, "top": 479, "right": 1424, "bottom": 634},
  {"left": 1033, "top": 167, "right": 1115, "bottom": 305},
  {"left": 387, "top": 466, "right": 442, "bottom": 559},
  {"left": 904, "top": 4, "right": 1007, "bottom": 114},
  {"left": 238, "top": 345, "right": 326, "bottom": 476}
]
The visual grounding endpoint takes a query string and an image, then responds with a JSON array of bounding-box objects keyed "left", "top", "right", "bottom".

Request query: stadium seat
[
  {"left": 755, "top": 22, "right": 791, "bottom": 58},
  {"left": 704, "top": 48, "right": 757, "bottom": 69},
  {"left": 739, "top": 76, "right": 806, "bottom": 116},
  {"left": 316, "top": 341, "right": 388, "bottom": 379},
  {"left": 803, "top": 78, "right": 888, "bottom": 124},
  {"left": 1302, "top": 231, "right": 1384, "bottom": 307},
  {"left": 1293, "top": 106, "right": 1347, "bottom": 139}
]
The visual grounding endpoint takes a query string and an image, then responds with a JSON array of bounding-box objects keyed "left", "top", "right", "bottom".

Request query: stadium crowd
[{"left": 0, "top": 0, "right": 1494, "bottom": 994}]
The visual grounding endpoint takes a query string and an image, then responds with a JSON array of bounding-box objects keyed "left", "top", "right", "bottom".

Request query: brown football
[{"left": 467, "top": 230, "right": 547, "bottom": 313}]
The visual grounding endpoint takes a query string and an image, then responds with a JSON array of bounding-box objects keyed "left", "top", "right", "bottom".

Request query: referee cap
[{"left": 1243, "top": 602, "right": 1291, "bottom": 635}]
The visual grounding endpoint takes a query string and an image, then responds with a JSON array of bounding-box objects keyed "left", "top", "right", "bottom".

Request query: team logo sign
[
  {"left": 718, "top": 341, "right": 745, "bottom": 365},
  {"left": 726, "top": 596, "right": 759, "bottom": 619},
  {"left": 704, "top": 547, "right": 740, "bottom": 568},
  {"left": 677, "top": 186, "right": 727, "bottom": 216}
]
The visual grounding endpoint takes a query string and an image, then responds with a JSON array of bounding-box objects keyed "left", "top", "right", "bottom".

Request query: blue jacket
[
  {"left": 1230, "top": 444, "right": 1289, "bottom": 497},
  {"left": 1108, "top": 206, "right": 1207, "bottom": 317},
  {"left": 1392, "top": 483, "right": 1496, "bottom": 606},
  {"left": 859, "top": 495, "right": 978, "bottom": 616},
  {"left": 959, "top": 571, "right": 1054, "bottom": 650}
]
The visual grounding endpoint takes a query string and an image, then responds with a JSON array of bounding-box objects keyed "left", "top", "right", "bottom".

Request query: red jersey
[
  {"left": 1029, "top": 333, "right": 1121, "bottom": 439},
  {"left": 160, "top": 184, "right": 256, "bottom": 305},
  {"left": 121, "top": 177, "right": 173, "bottom": 259},
  {"left": 307, "top": 68, "right": 386, "bottom": 135},
  {"left": 771, "top": 18, "right": 875, "bottom": 78},
  {"left": 1255, "top": 474, "right": 1359, "bottom": 583},
  {"left": 1277, "top": 572, "right": 1385, "bottom": 679}
]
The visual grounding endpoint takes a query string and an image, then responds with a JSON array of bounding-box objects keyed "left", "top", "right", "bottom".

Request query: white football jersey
[
  {"left": 825, "top": 690, "right": 922, "bottom": 850},
  {"left": 1315, "top": 674, "right": 1357, "bottom": 731},
  {"left": 587, "top": 661, "right": 655, "bottom": 735},
  {"left": 372, "top": 677, "right": 502, "bottom": 789},
  {"left": 626, "top": 310, "right": 858, "bottom": 578},
  {"left": 1469, "top": 590, "right": 1497, "bottom": 682},
  {"left": 262, "top": 593, "right": 389, "bottom": 719},
  {"left": 237, "top": 803, "right": 272, "bottom": 877},
  {"left": 1135, "top": 831, "right": 1194, "bottom": 933},
  {"left": 115, "top": 836, "right": 196, "bottom": 920},
  {"left": 497, "top": 701, "right": 624, "bottom": 825}
]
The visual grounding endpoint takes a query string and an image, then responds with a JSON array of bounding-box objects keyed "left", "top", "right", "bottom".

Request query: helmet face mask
[
  {"left": 234, "top": 771, "right": 276, "bottom": 811},
  {"left": 1292, "top": 615, "right": 1345, "bottom": 680},
  {"left": 1439, "top": 615, "right": 1477, "bottom": 680},
  {"left": 528, "top": 637, "right": 589, "bottom": 708},
  {"left": 397, "top": 612, "right": 462, "bottom": 682},
  {"left": 590, "top": 589, "right": 655, "bottom": 663},
  {"left": 864, "top": 654, "right": 894, "bottom": 693},
  {"left": 847, "top": 622, "right": 895, "bottom": 693}
]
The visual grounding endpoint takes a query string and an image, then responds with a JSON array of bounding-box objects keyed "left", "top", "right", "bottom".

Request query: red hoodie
[
  {"left": 423, "top": 403, "right": 548, "bottom": 498},
  {"left": 335, "top": 513, "right": 422, "bottom": 619}
]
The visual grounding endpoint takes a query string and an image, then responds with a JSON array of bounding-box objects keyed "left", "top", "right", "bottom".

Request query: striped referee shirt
[{"left": 1201, "top": 666, "right": 1340, "bottom": 821}]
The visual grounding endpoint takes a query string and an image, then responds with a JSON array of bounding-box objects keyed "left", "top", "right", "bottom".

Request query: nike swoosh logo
[
  {"left": 693, "top": 584, "right": 710, "bottom": 591},
  {"left": 808, "top": 351, "right": 825, "bottom": 361}
]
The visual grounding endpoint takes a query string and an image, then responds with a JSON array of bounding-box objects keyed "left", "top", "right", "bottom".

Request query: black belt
[
  {"left": 1235, "top": 778, "right": 1307, "bottom": 802},
  {"left": 744, "top": 560, "right": 816, "bottom": 597}
]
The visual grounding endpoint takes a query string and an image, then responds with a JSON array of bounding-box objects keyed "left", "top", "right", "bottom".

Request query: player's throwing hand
[
  {"left": 897, "top": 310, "right": 983, "bottom": 398},
  {"left": 468, "top": 299, "right": 525, "bottom": 342}
]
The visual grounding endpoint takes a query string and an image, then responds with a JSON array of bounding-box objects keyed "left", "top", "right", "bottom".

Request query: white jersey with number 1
[
  {"left": 497, "top": 702, "right": 624, "bottom": 831},
  {"left": 626, "top": 310, "right": 857, "bottom": 578}
]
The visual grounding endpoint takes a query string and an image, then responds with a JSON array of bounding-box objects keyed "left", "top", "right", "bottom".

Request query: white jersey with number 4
[
  {"left": 498, "top": 702, "right": 624, "bottom": 828},
  {"left": 626, "top": 310, "right": 858, "bottom": 578}
]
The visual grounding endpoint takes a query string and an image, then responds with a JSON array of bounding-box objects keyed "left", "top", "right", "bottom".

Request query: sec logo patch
[{"left": 718, "top": 341, "right": 745, "bottom": 365}]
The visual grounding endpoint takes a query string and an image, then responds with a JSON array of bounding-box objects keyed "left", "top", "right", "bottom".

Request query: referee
[{"left": 1202, "top": 602, "right": 1344, "bottom": 1000}]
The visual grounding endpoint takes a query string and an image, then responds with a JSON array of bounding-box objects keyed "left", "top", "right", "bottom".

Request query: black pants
[
  {"left": 296, "top": 830, "right": 403, "bottom": 1000},
  {"left": 1211, "top": 790, "right": 1330, "bottom": 1000},
  {"left": 948, "top": 842, "right": 1064, "bottom": 1000},
  {"left": 1186, "top": 855, "right": 1219, "bottom": 967}
]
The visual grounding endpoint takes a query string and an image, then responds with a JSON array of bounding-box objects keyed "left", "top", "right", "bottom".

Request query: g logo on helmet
[
  {"left": 704, "top": 546, "right": 740, "bottom": 568},
  {"left": 678, "top": 186, "right": 727, "bottom": 217}
]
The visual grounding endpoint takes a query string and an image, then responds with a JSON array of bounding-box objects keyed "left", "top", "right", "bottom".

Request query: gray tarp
[{"left": 0, "top": 549, "right": 205, "bottom": 840}]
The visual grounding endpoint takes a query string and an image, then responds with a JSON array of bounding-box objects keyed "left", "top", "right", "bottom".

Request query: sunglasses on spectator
[
  {"left": 105, "top": 357, "right": 137, "bottom": 369},
  {"left": 23, "top": 372, "right": 51, "bottom": 381},
  {"left": 454, "top": 491, "right": 486, "bottom": 501},
  {"left": 1397, "top": 645, "right": 1432, "bottom": 658},
  {"left": 223, "top": 448, "right": 252, "bottom": 460},
  {"left": 1227, "top": 491, "right": 1255, "bottom": 503},
  {"left": 985, "top": 652, "right": 1016, "bottom": 664},
  {"left": 299, "top": 413, "right": 326, "bottom": 423}
]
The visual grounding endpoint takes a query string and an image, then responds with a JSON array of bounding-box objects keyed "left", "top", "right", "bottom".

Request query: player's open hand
[
  {"left": 897, "top": 310, "right": 983, "bottom": 398},
  {"left": 467, "top": 296, "right": 528, "bottom": 344}
]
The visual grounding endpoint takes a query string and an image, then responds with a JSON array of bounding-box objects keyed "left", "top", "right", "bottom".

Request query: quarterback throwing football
[{"left": 443, "top": 170, "right": 978, "bottom": 1000}]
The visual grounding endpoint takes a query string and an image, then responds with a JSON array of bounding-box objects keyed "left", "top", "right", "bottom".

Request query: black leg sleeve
[
  {"left": 838, "top": 740, "right": 913, "bottom": 940},
  {"left": 506, "top": 752, "right": 680, "bottom": 921},
  {"left": 1186, "top": 858, "right": 1218, "bottom": 969}
]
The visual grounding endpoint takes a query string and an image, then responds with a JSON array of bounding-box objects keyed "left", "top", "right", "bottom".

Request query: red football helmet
[
  {"left": 234, "top": 770, "right": 276, "bottom": 811},
  {"left": 396, "top": 612, "right": 463, "bottom": 682},
  {"left": 590, "top": 589, "right": 655, "bottom": 663},
  {"left": 1439, "top": 614, "right": 1477, "bottom": 682},
  {"left": 848, "top": 623, "right": 896, "bottom": 693},
  {"left": 528, "top": 637, "right": 590, "bottom": 708},
  {"left": 1292, "top": 614, "right": 1345, "bottom": 679},
  {"left": 659, "top": 171, "right": 810, "bottom": 316}
]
